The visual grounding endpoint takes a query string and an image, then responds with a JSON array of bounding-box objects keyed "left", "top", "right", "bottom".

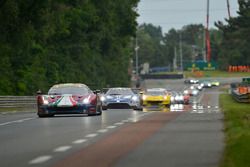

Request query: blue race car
[{"left": 100, "top": 87, "right": 142, "bottom": 110}]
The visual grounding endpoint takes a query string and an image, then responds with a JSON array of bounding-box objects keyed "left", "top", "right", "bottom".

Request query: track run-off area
[{"left": 0, "top": 78, "right": 242, "bottom": 167}]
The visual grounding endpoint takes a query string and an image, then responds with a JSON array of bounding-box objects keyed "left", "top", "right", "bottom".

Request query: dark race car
[
  {"left": 37, "top": 83, "right": 102, "bottom": 117},
  {"left": 184, "top": 78, "right": 199, "bottom": 84},
  {"left": 100, "top": 87, "right": 142, "bottom": 110},
  {"left": 170, "top": 91, "right": 190, "bottom": 104}
]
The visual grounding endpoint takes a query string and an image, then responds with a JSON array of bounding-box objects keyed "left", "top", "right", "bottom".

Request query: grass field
[{"left": 220, "top": 94, "right": 250, "bottom": 167}]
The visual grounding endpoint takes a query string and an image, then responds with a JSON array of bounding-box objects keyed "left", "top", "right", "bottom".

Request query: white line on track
[
  {"left": 54, "top": 146, "right": 72, "bottom": 152},
  {"left": 72, "top": 139, "right": 87, "bottom": 144},
  {"left": 29, "top": 155, "right": 52, "bottom": 164},
  {"left": 197, "top": 92, "right": 204, "bottom": 103},
  {"left": 114, "top": 122, "right": 124, "bottom": 126},
  {"left": 107, "top": 125, "right": 117, "bottom": 129},
  {"left": 85, "top": 133, "right": 98, "bottom": 138},
  {"left": 97, "top": 129, "right": 109, "bottom": 133},
  {"left": 0, "top": 117, "right": 34, "bottom": 126}
]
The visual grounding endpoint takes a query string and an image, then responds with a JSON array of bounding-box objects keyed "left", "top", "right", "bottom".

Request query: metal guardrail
[
  {"left": 231, "top": 90, "right": 250, "bottom": 103},
  {"left": 140, "top": 74, "right": 184, "bottom": 79},
  {"left": 0, "top": 96, "right": 36, "bottom": 108}
]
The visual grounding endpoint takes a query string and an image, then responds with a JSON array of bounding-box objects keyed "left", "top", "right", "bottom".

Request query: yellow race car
[
  {"left": 142, "top": 88, "right": 171, "bottom": 108},
  {"left": 211, "top": 80, "right": 220, "bottom": 87}
]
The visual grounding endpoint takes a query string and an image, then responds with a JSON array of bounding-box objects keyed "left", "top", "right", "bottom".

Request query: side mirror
[
  {"left": 36, "top": 90, "right": 42, "bottom": 95},
  {"left": 93, "top": 90, "right": 101, "bottom": 94}
]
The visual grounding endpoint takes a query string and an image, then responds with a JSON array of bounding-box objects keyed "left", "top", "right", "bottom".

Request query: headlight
[
  {"left": 184, "top": 90, "right": 188, "bottom": 94},
  {"left": 192, "top": 90, "right": 198, "bottom": 95},
  {"left": 179, "top": 96, "right": 184, "bottom": 101},
  {"left": 164, "top": 96, "right": 168, "bottom": 100},
  {"left": 106, "top": 95, "right": 113, "bottom": 99},
  {"left": 42, "top": 96, "right": 49, "bottom": 105},
  {"left": 83, "top": 98, "right": 90, "bottom": 104},
  {"left": 132, "top": 96, "right": 138, "bottom": 101},
  {"left": 208, "top": 83, "right": 211, "bottom": 87},
  {"left": 142, "top": 95, "right": 147, "bottom": 100},
  {"left": 100, "top": 96, "right": 105, "bottom": 102},
  {"left": 171, "top": 96, "right": 174, "bottom": 102}
]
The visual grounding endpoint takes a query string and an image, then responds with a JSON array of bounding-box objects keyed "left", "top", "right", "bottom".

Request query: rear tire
[{"left": 102, "top": 106, "right": 107, "bottom": 110}]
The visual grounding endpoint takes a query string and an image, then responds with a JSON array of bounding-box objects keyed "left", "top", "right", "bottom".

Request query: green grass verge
[
  {"left": 0, "top": 107, "right": 36, "bottom": 113},
  {"left": 220, "top": 94, "right": 250, "bottom": 167},
  {"left": 185, "top": 70, "right": 250, "bottom": 78}
]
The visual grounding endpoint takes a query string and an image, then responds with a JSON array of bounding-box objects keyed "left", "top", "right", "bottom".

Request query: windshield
[
  {"left": 48, "top": 86, "right": 91, "bottom": 95},
  {"left": 146, "top": 90, "right": 166, "bottom": 96},
  {"left": 106, "top": 88, "right": 134, "bottom": 95}
]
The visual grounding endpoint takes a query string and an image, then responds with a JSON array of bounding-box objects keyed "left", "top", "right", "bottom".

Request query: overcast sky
[{"left": 137, "top": 0, "right": 239, "bottom": 33}]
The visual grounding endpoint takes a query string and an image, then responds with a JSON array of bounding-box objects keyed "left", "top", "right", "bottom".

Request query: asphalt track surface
[{"left": 0, "top": 78, "right": 241, "bottom": 167}]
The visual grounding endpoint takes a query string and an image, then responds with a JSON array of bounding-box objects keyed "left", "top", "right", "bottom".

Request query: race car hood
[
  {"left": 144, "top": 95, "right": 165, "bottom": 101},
  {"left": 40, "top": 94, "right": 92, "bottom": 107}
]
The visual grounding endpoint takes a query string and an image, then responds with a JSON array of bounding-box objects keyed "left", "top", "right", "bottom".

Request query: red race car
[{"left": 37, "top": 83, "right": 102, "bottom": 117}]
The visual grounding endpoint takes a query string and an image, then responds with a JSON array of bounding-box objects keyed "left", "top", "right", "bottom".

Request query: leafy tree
[
  {"left": 0, "top": 0, "right": 139, "bottom": 95},
  {"left": 216, "top": 0, "right": 250, "bottom": 69}
]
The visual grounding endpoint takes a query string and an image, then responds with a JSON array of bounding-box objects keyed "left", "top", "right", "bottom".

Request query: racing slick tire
[
  {"left": 88, "top": 105, "right": 102, "bottom": 116},
  {"left": 102, "top": 106, "right": 108, "bottom": 110}
]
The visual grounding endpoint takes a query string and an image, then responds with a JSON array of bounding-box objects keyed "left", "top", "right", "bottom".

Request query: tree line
[
  {"left": 136, "top": 0, "right": 250, "bottom": 71},
  {"left": 0, "top": 0, "right": 139, "bottom": 95}
]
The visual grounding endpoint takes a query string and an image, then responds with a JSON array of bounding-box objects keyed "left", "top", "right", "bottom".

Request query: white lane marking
[
  {"left": 54, "top": 146, "right": 72, "bottom": 152},
  {"left": 197, "top": 92, "right": 204, "bottom": 103},
  {"left": 107, "top": 125, "right": 117, "bottom": 129},
  {"left": 0, "top": 117, "right": 34, "bottom": 126},
  {"left": 114, "top": 122, "right": 124, "bottom": 126},
  {"left": 29, "top": 155, "right": 52, "bottom": 164},
  {"left": 72, "top": 139, "right": 87, "bottom": 144},
  {"left": 85, "top": 133, "right": 98, "bottom": 138},
  {"left": 97, "top": 129, "right": 108, "bottom": 133}
]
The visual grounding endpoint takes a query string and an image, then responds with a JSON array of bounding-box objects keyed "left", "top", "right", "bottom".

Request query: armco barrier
[
  {"left": 230, "top": 82, "right": 250, "bottom": 103},
  {"left": 231, "top": 89, "right": 250, "bottom": 103},
  {"left": 0, "top": 96, "right": 36, "bottom": 108},
  {"left": 140, "top": 74, "right": 184, "bottom": 80}
]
